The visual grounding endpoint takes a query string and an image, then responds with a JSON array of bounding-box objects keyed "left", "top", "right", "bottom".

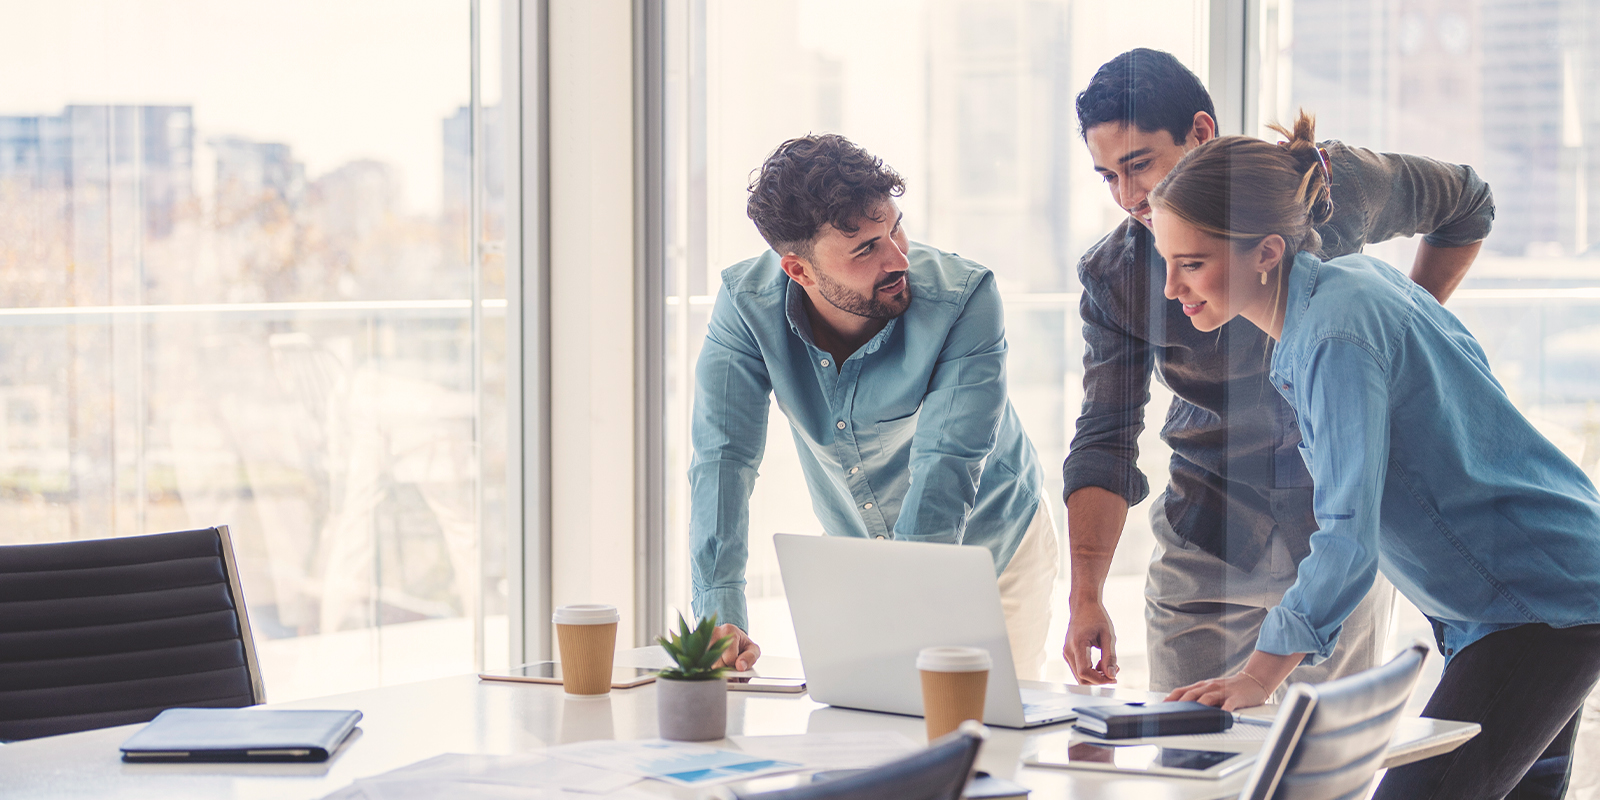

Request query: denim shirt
[
  {"left": 689, "top": 244, "right": 1044, "bottom": 632},
  {"left": 1258, "top": 252, "right": 1600, "bottom": 665},
  {"left": 1064, "top": 141, "right": 1496, "bottom": 570}
]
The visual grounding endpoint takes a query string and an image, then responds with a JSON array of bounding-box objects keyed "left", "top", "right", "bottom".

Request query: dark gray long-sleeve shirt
[{"left": 1063, "top": 140, "right": 1495, "bottom": 571}]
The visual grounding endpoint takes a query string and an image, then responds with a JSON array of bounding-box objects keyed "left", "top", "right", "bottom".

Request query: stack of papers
[
  {"left": 728, "top": 732, "right": 918, "bottom": 770},
  {"left": 547, "top": 740, "right": 804, "bottom": 787},
  {"left": 318, "top": 732, "right": 918, "bottom": 799},
  {"left": 318, "top": 753, "right": 649, "bottom": 800}
]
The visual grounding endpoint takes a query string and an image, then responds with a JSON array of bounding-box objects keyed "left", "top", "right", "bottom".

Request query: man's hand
[
  {"left": 711, "top": 623, "right": 761, "bottom": 671},
  {"left": 1063, "top": 487, "right": 1131, "bottom": 685},
  {"left": 1063, "top": 600, "right": 1119, "bottom": 684},
  {"left": 1164, "top": 672, "right": 1271, "bottom": 712}
]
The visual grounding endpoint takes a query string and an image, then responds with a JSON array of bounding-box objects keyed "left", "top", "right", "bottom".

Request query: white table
[{"left": 0, "top": 649, "right": 1478, "bottom": 799}]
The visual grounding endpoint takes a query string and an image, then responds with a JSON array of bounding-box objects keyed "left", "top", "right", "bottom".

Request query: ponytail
[{"left": 1268, "top": 111, "right": 1334, "bottom": 228}]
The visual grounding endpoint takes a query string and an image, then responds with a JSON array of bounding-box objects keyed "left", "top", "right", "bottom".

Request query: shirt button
[
  {"left": 863, "top": 502, "right": 873, "bottom": 509},
  {"left": 836, "top": 421, "right": 846, "bottom": 430},
  {"left": 874, "top": 535, "right": 886, "bottom": 540},
  {"left": 820, "top": 358, "right": 830, "bottom": 367},
  {"left": 849, "top": 467, "right": 859, "bottom": 475}
]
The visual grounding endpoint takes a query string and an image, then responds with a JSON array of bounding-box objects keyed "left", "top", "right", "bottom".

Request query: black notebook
[
  {"left": 1071, "top": 701, "right": 1233, "bottom": 739},
  {"left": 120, "top": 708, "right": 362, "bottom": 762}
]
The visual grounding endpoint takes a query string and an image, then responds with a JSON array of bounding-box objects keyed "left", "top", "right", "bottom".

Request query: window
[
  {"left": 0, "top": 1, "right": 510, "bottom": 701},
  {"left": 661, "top": 0, "right": 1211, "bottom": 688}
]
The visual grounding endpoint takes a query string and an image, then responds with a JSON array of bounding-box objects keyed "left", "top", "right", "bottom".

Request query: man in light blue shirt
[{"left": 690, "top": 134, "right": 1057, "bottom": 678}]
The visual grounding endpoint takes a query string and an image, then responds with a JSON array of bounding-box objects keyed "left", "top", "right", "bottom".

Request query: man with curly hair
[{"left": 690, "top": 134, "right": 1057, "bottom": 678}]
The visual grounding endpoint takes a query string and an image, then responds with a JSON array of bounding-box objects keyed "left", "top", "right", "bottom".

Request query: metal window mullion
[
  {"left": 634, "top": 0, "right": 667, "bottom": 646},
  {"left": 469, "top": 0, "right": 486, "bottom": 675},
  {"left": 1208, "top": 0, "right": 1264, "bottom": 137},
  {"left": 507, "top": 0, "right": 553, "bottom": 665}
]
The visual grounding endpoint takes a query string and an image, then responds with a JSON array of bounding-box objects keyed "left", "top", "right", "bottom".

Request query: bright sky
[{"left": 0, "top": 0, "right": 499, "bottom": 216}]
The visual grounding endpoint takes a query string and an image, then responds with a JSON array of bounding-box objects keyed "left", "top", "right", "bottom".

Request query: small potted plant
[{"left": 655, "top": 612, "right": 732, "bottom": 741}]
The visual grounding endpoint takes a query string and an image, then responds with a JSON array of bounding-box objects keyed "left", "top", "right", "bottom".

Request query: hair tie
[{"left": 1315, "top": 147, "right": 1331, "bottom": 185}]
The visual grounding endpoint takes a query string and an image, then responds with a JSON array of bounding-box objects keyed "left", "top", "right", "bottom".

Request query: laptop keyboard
[
  {"left": 1020, "top": 688, "right": 1132, "bottom": 722},
  {"left": 1020, "top": 688, "right": 1082, "bottom": 719}
]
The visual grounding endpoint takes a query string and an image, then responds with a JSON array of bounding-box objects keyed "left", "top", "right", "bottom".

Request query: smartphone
[
  {"left": 726, "top": 676, "right": 807, "bottom": 693},
  {"left": 478, "top": 661, "right": 658, "bottom": 689},
  {"left": 1023, "top": 739, "right": 1254, "bottom": 780}
]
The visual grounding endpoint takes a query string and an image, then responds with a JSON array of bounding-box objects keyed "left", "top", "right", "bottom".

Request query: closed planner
[{"left": 1072, "top": 701, "right": 1233, "bottom": 739}]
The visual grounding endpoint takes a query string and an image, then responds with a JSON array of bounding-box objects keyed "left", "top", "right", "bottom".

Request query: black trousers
[{"left": 1374, "top": 623, "right": 1600, "bottom": 800}]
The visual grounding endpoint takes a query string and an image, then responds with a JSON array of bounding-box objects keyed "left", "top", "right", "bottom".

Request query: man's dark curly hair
[
  {"left": 1075, "top": 48, "right": 1216, "bottom": 145},
  {"left": 746, "top": 134, "right": 905, "bottom": 258}
]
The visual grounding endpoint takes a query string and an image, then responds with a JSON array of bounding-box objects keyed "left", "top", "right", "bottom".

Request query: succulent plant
[{"left": 656, "top": 612, "right": 731, "bottom": 681}]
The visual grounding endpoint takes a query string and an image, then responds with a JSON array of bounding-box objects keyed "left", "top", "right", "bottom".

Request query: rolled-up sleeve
[
  {"left": 1337, "top": 144, "right": 1496, "bottom": 249},
  {"left": 1258, "top": 338, "right": 1389, "bottom": 664},
  {"left": 893, "top": 272, "right": 1008, "bottom": 544},
  {"left": 688, "top": 287, "right": 772, "bottom": 632},
  {"left": 1062, "top": 274, "right": 1154, "bottom": 507}
]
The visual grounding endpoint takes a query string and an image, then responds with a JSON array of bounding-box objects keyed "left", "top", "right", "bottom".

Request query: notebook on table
[
  {"left": 1073, "top": 701, "right": 1234, "bottom": 739},
  {"left": 120, "top": 708, "right": 362, "bottom": 762}
]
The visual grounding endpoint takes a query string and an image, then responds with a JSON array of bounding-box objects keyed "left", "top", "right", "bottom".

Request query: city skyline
[{"left": 0, "top": 0, "right": 486, "bottom": 216}]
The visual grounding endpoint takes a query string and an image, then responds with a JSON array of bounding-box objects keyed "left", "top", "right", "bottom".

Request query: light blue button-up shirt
[
  {"left": 689, "top": 243, "right": 1044, "bottom": 631},
  {"left": 1258, "top": 251, "right": 1600, "bottom": 665}
]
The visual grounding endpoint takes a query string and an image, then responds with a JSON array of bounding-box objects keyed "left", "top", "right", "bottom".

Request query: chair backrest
[
  {"left": 0, "top": 526, "right": 264, "bottom": 740},
  {"left": 1238, "top": 642, "right": 1431, "bottom": 800},
  {"left": 719, "top": 721, "right": 986, "bottom": 800}
]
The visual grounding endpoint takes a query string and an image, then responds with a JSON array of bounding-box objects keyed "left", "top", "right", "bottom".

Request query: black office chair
[
  {"left": 0, "top": 526, "right": 265, "bottom": 740},
  {"left": 1237, "top": 642, "right": 1431, "bottom": 800},
  {"left": 715, "top": 721, "right": 986, "bottom": 800}
]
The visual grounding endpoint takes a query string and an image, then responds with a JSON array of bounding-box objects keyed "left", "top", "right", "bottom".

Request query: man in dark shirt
[{"left": 1061, "top": 49, "right": 1494, "bottom": 692}]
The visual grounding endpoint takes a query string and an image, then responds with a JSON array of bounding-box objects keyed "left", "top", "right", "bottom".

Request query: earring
[{"left": 1260, "top": 270, "right": 1269, "bottom": 285}]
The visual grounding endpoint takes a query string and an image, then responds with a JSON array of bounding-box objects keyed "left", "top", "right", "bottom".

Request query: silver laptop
[{"left": 773, "top": 533, "right": 1124, "bottom": 728}]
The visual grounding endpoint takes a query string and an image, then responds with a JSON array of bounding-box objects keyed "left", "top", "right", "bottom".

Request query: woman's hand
[
  {"left": 1164, "top": 650, "right": 1308, "bottom": 711},
  {"left": 1164, "top": 672, "right": 1272, "bottom": 711}
]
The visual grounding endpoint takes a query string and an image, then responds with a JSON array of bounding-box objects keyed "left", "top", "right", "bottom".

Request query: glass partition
[
  {"left": 1261, "top": 0, "right": 1600, "bottom": 720},
  {"left": 661, "top": 0, "right": 1212, "bottom": 687}
]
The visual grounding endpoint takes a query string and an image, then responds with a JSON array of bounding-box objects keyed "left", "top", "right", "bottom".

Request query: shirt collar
[
  {"left": 1282, "top": 251, "right": 1324, "bottom": 340},
  {"left": 784, "top": 279, "right": 814, "bottom": 344},
  {"left": 1274, "top": 251, "right": 1324, "bottom": 377}
]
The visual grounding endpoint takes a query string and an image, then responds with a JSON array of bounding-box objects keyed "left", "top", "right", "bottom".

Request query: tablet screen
[
  {"left": 507, "top": 663, "right": 659, "bottom": 682},
  {"left": 480, "top": 662, "right": 659, "bottom": 687},
  {"left": 1035, "top": 742, "right": 1247, "bottom": 775}
]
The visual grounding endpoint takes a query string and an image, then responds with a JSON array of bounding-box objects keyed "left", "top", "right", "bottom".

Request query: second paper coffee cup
[
  {"left": 917, "top": 646, "right": 990, "bottom": 740},
  {"left": 554, "top": 604, "right": 621, "bottom": 696}
]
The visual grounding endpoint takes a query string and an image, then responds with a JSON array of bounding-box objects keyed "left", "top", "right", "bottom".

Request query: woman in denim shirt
[{"left": 1148, "top": 113, "right": 1600, "bottom": 799}]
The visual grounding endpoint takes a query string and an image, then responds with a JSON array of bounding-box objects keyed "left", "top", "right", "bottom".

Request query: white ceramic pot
[{"left": 656, "top": 676, "right": 728, "bottom": 741}]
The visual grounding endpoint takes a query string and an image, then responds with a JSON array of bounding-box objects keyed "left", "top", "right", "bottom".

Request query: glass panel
[
  {"left": 1266, "top": 0, "right": 1600, "bottom": 738},
  {"left": 0, "top": 0, "right": 509, "bottom": 701},
  {"left": 663, "top": 0, "right": 1210, "bottom": 688}
]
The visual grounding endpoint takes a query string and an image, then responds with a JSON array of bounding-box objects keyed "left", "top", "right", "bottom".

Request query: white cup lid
[
  {"left": 917, "top": 646, "right": 991, "bottom": 672},
  {"left": 553, "top": 604, "right": 620, "bottom": 625}
]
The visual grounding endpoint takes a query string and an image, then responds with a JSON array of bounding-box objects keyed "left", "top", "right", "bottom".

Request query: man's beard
[{"left": 816, "top": 271, "right": 911, "bottom": 320}]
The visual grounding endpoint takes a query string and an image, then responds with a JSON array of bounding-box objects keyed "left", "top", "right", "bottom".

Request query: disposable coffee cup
[
  {"left": 917, "top": 646, "right": 990, "bottom": 740},
  {"left": 554, "top": 604, "right": 620, "bottom": 696}
]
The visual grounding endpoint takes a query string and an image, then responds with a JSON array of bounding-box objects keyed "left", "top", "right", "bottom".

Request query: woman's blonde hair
[{"left": 1148, "top": 110, "right": 1334, "bottom": 268}]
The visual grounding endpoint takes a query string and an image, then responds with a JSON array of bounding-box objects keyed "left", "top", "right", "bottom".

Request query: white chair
[{"left": 1238, "top": 642, "right": 1431, "bottom": 800}]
